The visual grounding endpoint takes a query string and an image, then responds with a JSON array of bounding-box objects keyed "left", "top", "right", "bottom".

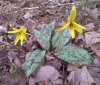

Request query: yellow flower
[
  {"left": 8, "top": 27, "right": 27, "bottom": 46},
  {"left": 55, "top": 5, "right": 86, "bottom": 38}
]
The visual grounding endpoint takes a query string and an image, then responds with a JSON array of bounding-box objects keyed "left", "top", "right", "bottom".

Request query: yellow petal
[
  {"left": 12, "top": 27, "right": 21, "bottom": 32},
  {"left": 14, "top": 33, "right": 21, "bottom": 45},
  {"left": 21, "top": 28, "right": 27, "bottom": 41},
  {"left": 55, "top": 21, "right": 70, "bottom": 32},
  {"left": 68, "top": 26, "right": 75, "bottom": 38},
  {"left": 70, "top": 5, "right": 76, "bottom": 21},
  {"left": 8, "top": 27, "right": 20, "bottom": 33},
  {"left": 20, "top": 33, "right": 24, "bottom": 46},
  {"left": 8, "top": 30, "right": 19, "bottom": 34},
  {"left": 72, "top": 21, "right": 85, "bottom": 33}
]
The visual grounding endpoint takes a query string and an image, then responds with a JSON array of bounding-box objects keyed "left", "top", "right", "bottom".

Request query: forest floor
[{"left": 0, "top": 0, "right": 100, "bottom": 85}]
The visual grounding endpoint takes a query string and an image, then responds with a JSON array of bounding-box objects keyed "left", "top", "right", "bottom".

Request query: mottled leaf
[
  {"left": 34, "top": 29, "right": 50, "bottom": 50},
  {"left": 43, "top": 20, "right": 55, "bottom": 41},
  {"left": 52, "top": 28, "right": 71, "bottom": 48},
  {"left": 54, "top": 46, "right": 92, "bottom": 66},
  {"left": 25, "top": 50, "right": 45, "bottom": 77}
]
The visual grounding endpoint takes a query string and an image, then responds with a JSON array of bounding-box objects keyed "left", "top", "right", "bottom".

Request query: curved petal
[
  {"left": 8, "top": 30, "right": 20, "bottom": 34},
  {"left": 8, "top": 27, "right": 20, "bottom": 34},
  {"left": 70, "top": 5, "right": 76, "bottom": 21},
  {"left": 68, "top": 26, "right": 75, "bottom": 38},
  {"left": 72, "top": 21, "right": 85, "bottom": 33},
  {"left": 55, "top": 21, "right": 70, "bottom": 32},
  {"left": 21, "top": 28, "right": 27, "bottom": 41},
  {"left": 20, "top": 33, "right": 24, "bottom": 46},
  {"left": 14, "top": 33, "right": 20, "bottom": 45}
]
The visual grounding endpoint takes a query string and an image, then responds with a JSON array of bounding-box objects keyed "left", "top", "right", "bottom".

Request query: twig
[{"left": 46, "top": 2, "right": 80, "bottom": 9}]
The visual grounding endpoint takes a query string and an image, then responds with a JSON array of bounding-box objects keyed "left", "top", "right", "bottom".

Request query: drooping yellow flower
[
  {"left": 8, "top": 27, "right": 27, "bottom": 46},
  {"left": 55, "top": 5, "right": 86, "bottom": 38}
]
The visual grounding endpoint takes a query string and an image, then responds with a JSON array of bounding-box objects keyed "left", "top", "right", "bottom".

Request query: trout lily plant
[
  {"left": 25, "top": 20, "right": 91, "bottom": 77},
  {"left": 7, "top": 5, "right": 92, "bottom": 78}
]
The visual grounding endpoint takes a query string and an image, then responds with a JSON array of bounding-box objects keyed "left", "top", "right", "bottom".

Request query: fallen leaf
[
  {"left": 93, "top": 57, "right": 100, "bottom": 68},
  {"left": 14, "top": 57, "right": 22, "bottom": 68},
  {"left": 84, "top": 23, "right": 95, "bottom": 31},
  {"left": 88, "top": 57, "right": 100, "bottom": 79},
  {"left": 85, "top": 31, "right": 100, "bottom": 47},
  {"left": 28, "top": 77, "right": 35, "bottom": 85},
  {"left": 0, "top": 26, "right": 7, "bottom": 33},
  {"left": 91, "top": 43, "right": 100, "bottom": 57},
  {"left": 67, "top": 64, "right": 79, "bottom": 72},
  {"left": 35, "top": 65, "right": 62, "bottom": 85},
  {"left": 88, "top": 66, "right": 100, "bottom": 78},
  {"left": 7, "top": 51, "right": 17, "bottom": 63},
  {"left": 79, "top": 67, "right": 95, "bottom": 85},
  {"left": 67, "top": 71, "right": 75, "bottom": 82},
  {"left": 7, "top": 51, "right": 22, "bottom": 67},
  {"left": 38, "top": 80, "right": 47, "bottom": 85},
  {"left": 68, "top": 66, "right": 96, "bottom": 85},
  {"left": 46, "top": 58, "right": 61, "bottom": 70}
]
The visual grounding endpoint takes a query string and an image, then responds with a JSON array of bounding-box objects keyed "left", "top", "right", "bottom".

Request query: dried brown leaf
[
  {"left": 88, "top": 58, "right": 100, "bottom": 78},
  {"left": 67, "top": 64, "right": 79, "bottom": 72},
  {"left": 84, "top": 23, "right": 95, "bottom": 31},
  {"left": 68, "top": 66, "right": 96, "bottom": 85},
  {"left": 7, "top": 51, "right": 17, "bottom": 63},
  {"left": 35, "top": 65, "right": 62, "bottom": 85},
  {"left": 29, "top": 77, "right": 36, "bottom": 85},
  {"left": 91, "top": 43, "right": 100, "bottom": 57},
  {"left": 14, "top": 57, "right": 22, "bottom": 68},
  {"left": 46, "top": 58, "right": 61, "bottom": 70},
  {"left": 0, "top": 26, "right": 7, "bottom": 33},
  {"left": 85, "top": 31, "right": 100, "bottom": 47}
]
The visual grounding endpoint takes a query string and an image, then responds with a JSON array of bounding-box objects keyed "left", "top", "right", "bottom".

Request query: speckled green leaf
[
  {"left": 43, "top": 20, "right": 55, "bottom": 41},
  {"left": 54, "top": 46, "right": 92, "bottom": 66},
  {"left": 34, "top": 29, "right": 50, "bottom": 50},
  {"left": 25, "top": 50, "right": 45, "bottom": 77},
  {"left": 52, "top": 28, "right": 71, "bottom": 48}
]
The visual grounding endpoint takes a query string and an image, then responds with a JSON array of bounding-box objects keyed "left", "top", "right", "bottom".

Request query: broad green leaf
[
  {"left": 25, "top": 50, "right": 45, "bottom": 77},
  {"left": 52, "top": 28, "right": 71, "bottom": 48},
  {"left": 43, "top": 20, "right": 55, "bottom": 41},
  {"left": 54, "top": 46, "right": 92, "bottom": 66},
  {"left": 34, "top": 29, "right": 50, "bottom": 50}
]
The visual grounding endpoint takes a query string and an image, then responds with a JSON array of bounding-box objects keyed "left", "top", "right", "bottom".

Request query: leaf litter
[{"left": 0, "top": 0, "right": 100, "bottom": 85}]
